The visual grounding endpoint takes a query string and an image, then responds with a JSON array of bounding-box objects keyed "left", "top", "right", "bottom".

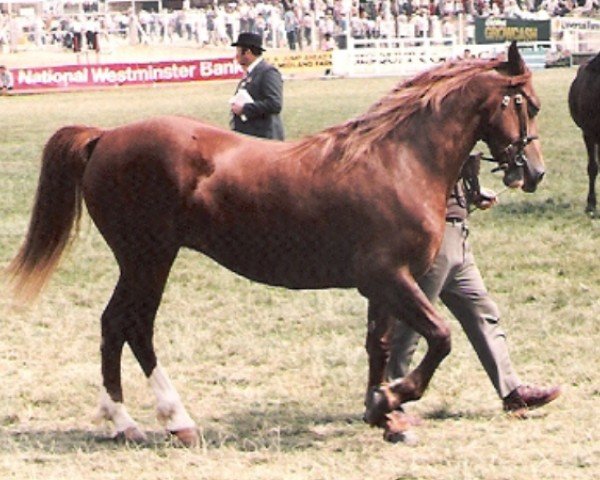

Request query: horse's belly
[{"left": 183, "top": 224, "right": 357, "bottom": 289}]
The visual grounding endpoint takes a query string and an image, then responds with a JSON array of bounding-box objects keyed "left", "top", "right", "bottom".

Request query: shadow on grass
[
  {"left": 1, "top": 402, "right": 528, "bottom": 454},
  {"left": 0, "top": 428, "right": 174, "bottom": 454},
  {"left": 200, "top": 407, "right": 365, "bottom": 452},
  {"left": 422, "top": 406, "right": 496, "bottom": 421},
  {"left": 0, "top": 408, "right": 365, "bottom": 454},
  {"left": 422, "top": 405, "right": 552, "bottom": 422}
]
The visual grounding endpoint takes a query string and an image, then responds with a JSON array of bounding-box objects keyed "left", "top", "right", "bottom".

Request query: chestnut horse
[
  {"left": 9, "top": 43, "right": 544, "bottom": 445},
  {"left": 569, "top": 51, "right": 600, "bottom": 214}
]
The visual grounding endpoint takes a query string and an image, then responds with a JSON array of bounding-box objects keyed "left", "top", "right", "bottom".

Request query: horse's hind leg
[
  {"left": 95, "top": 248, "right": 197, "bottom": 446},
  {"left": 94, "top": 275, "right": 146, "bottom": 442},
  {"left": 584, "top": 133, "right": 598, "bottom": 214}
]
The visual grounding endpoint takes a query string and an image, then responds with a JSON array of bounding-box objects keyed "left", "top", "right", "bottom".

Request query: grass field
[{"left": 0, "top": 67, "right": 599, "bottom": 480}]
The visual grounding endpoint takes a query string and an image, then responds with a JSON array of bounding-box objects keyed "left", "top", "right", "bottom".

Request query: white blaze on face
[
  {"left": 95, "top": 388, "right": 139, "bottom": 434},
  {"left": 149, "top": 364, "right": 196, "bottom": 432}
]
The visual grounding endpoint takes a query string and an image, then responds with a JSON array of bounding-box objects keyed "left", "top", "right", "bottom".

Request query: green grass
[{"left": 0, "top": 69, "right": 599, "bottom": 480}]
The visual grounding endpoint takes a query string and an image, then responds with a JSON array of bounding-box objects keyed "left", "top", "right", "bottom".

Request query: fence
[
  {"left": 331, "top": 37, "right": 564, "bottom": 78},
  {"left": 332, "top": 37, "right": 458, "bottom": 78}
]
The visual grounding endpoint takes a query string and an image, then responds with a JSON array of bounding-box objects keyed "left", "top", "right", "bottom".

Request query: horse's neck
[{"left": 408, "top": 100, "right": 481, "bottom": 193}]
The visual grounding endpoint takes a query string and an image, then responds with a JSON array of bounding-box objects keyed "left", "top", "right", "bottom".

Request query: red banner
[{"left": 11, "top": 57, "right": 243, "bottom": 93}]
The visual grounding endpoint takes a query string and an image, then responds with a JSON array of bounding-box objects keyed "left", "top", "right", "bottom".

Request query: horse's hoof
[
  {"left": 113, "top": 426, "right": 147, "bottom": 444},
  {"left": 171, "top": 427, "right": 199, "bottom": 447},
  {"left": 364, "top": 386, "right": 392, "bottom": 427},
  {"left": 384, "top": 427, "right": 419, "bottom": 445},
  {"left": 383, "top": 410, "right": 420, "bottom": 444}
]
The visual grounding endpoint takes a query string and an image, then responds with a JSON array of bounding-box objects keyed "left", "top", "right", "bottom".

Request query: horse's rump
[
  {"left": 569, "top": 55, "right": 600, "bottom": 136},
  {"left": 568, "top": 53, "right": 600, "bottom": 213}
]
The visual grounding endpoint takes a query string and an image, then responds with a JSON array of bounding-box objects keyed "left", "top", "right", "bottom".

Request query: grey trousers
[{"left": 388, "top": 221, "right": 521, "bottom": 399}]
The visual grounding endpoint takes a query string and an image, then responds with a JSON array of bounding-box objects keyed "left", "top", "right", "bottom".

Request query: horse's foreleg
[
  {"left": 584, "top": 134, "right": 598, "bottom": 213},
  {"left": 365, "top": 301, "right": 395, "bottom": 392},
  {"left": 364, "top": 269, "right": 451, "bottom": 426}
]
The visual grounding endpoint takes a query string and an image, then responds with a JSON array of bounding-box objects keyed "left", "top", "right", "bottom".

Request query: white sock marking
[
  {"left": 149, "top": 364, "right": 196, "bottom": 432},
  {"left": 95, "top": 388, "right": 139, "bottom": 434}
]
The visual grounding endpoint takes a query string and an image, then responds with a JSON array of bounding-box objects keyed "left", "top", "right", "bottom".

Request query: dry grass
[{"left": 0, "top": 67, "right": 598, "bottom": 480}]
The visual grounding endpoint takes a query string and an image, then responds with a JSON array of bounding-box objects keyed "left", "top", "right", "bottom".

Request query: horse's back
[{"left": 82, "top": 115, "right": 275, "bottom": 194}]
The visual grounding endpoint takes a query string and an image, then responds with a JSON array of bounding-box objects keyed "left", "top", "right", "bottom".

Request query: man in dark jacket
[{"left": 230, "top": 32, "right": 285, "bottom": 140}]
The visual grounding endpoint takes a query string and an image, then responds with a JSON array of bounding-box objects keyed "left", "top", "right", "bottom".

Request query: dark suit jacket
[{"left": 231, "top": 59, "right": 285, "bottom": 140}]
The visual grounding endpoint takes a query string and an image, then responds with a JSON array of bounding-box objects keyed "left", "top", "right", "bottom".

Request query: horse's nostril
[{"left": 532, "top": 170, "right": 545, "bottom": 185}]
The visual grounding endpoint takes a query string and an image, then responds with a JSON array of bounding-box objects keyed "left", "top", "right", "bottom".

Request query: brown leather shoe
[{"left": 503, "top": 384, "right": 561, "bottom": 415}]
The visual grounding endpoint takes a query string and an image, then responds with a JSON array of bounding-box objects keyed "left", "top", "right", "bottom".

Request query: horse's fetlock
[
  {"left": 389, "top": 377, "right": 420, "bottom": 403},
  {"left": 364, "top": 385, "right": 394, "bottom": 427}
]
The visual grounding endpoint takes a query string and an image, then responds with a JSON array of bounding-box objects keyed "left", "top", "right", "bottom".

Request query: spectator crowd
[{"left": 0, "top": 0, "right": 599, "bottom": 54}]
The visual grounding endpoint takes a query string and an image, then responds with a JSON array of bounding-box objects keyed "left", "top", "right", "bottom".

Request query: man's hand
[
  {"left": 474, "top": 187, "right": 498, "bottom": 210},
  {"left": 231, "top": 102, "right": 245, "bottom": 116}
]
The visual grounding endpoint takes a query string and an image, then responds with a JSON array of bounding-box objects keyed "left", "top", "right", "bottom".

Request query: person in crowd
[
  {"left": 0, "top": 64, "right": 14, "bottom": 94},
  {"left": 384, "top": 153, "right": 561, "bottom": 422},
  {"left": 0, "top": 0, "right": 585, "bottom": 54},
  {"left": 229, "top": 32, "right": 285, "bottom": 140},
  {"left": 284, "top": 7, "right": 299, "bottom": 50},
  {"left": 302, "top": 10, "right": 314, "bottom": 48},
  {"left": 84, "top": 15, "right": 100, "bottom": 52},
  {"left": 321, "top": 31, "right": 336, "bottom": 50},
  {"left": 71, "top": 16, "right": 83, "bottom": 52}
]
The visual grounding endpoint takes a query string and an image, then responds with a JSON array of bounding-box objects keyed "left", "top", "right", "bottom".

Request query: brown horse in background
[
  {"left": 569, "top": 52, "right": 600, "bottom": 214},
  {"left": 8, "top": 42, "right": 544, "bottom": 445}
]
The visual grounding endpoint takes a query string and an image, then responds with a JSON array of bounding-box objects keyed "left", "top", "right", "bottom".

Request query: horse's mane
[{"left": 288, "top": 56, "right": 529, "bottom": 166}]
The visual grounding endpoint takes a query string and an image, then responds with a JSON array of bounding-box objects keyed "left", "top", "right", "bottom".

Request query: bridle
[{"left": 481, "top": 89, "right": 539, "bottom": 174}]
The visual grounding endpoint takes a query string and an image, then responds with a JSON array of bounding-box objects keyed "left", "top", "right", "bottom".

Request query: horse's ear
[{"left": 507, "top": 41, "right": 525, "bottom": 75}]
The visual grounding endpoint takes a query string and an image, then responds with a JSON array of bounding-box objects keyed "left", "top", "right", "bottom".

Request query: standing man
[{"left": 230, "top": 32, "right": 285, "bottom": 140}]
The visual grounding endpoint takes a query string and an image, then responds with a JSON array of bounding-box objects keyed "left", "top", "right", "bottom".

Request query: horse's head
[{"left": 480, "top": 42, "right": 545, "bottom": 193}]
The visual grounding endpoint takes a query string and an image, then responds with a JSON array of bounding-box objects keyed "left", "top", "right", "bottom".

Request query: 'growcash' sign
[{"left": 475, "top": 17, "right": 551, "bottom": 44}]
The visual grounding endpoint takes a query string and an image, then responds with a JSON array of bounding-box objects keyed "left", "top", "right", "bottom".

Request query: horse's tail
[{"left": 7, "top": 125, "right": 103, "bottom": 301}]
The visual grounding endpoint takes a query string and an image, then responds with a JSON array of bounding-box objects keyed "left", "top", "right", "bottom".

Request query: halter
[{"left": 482, "top": 89, "right": 539, "bottom": 174}]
